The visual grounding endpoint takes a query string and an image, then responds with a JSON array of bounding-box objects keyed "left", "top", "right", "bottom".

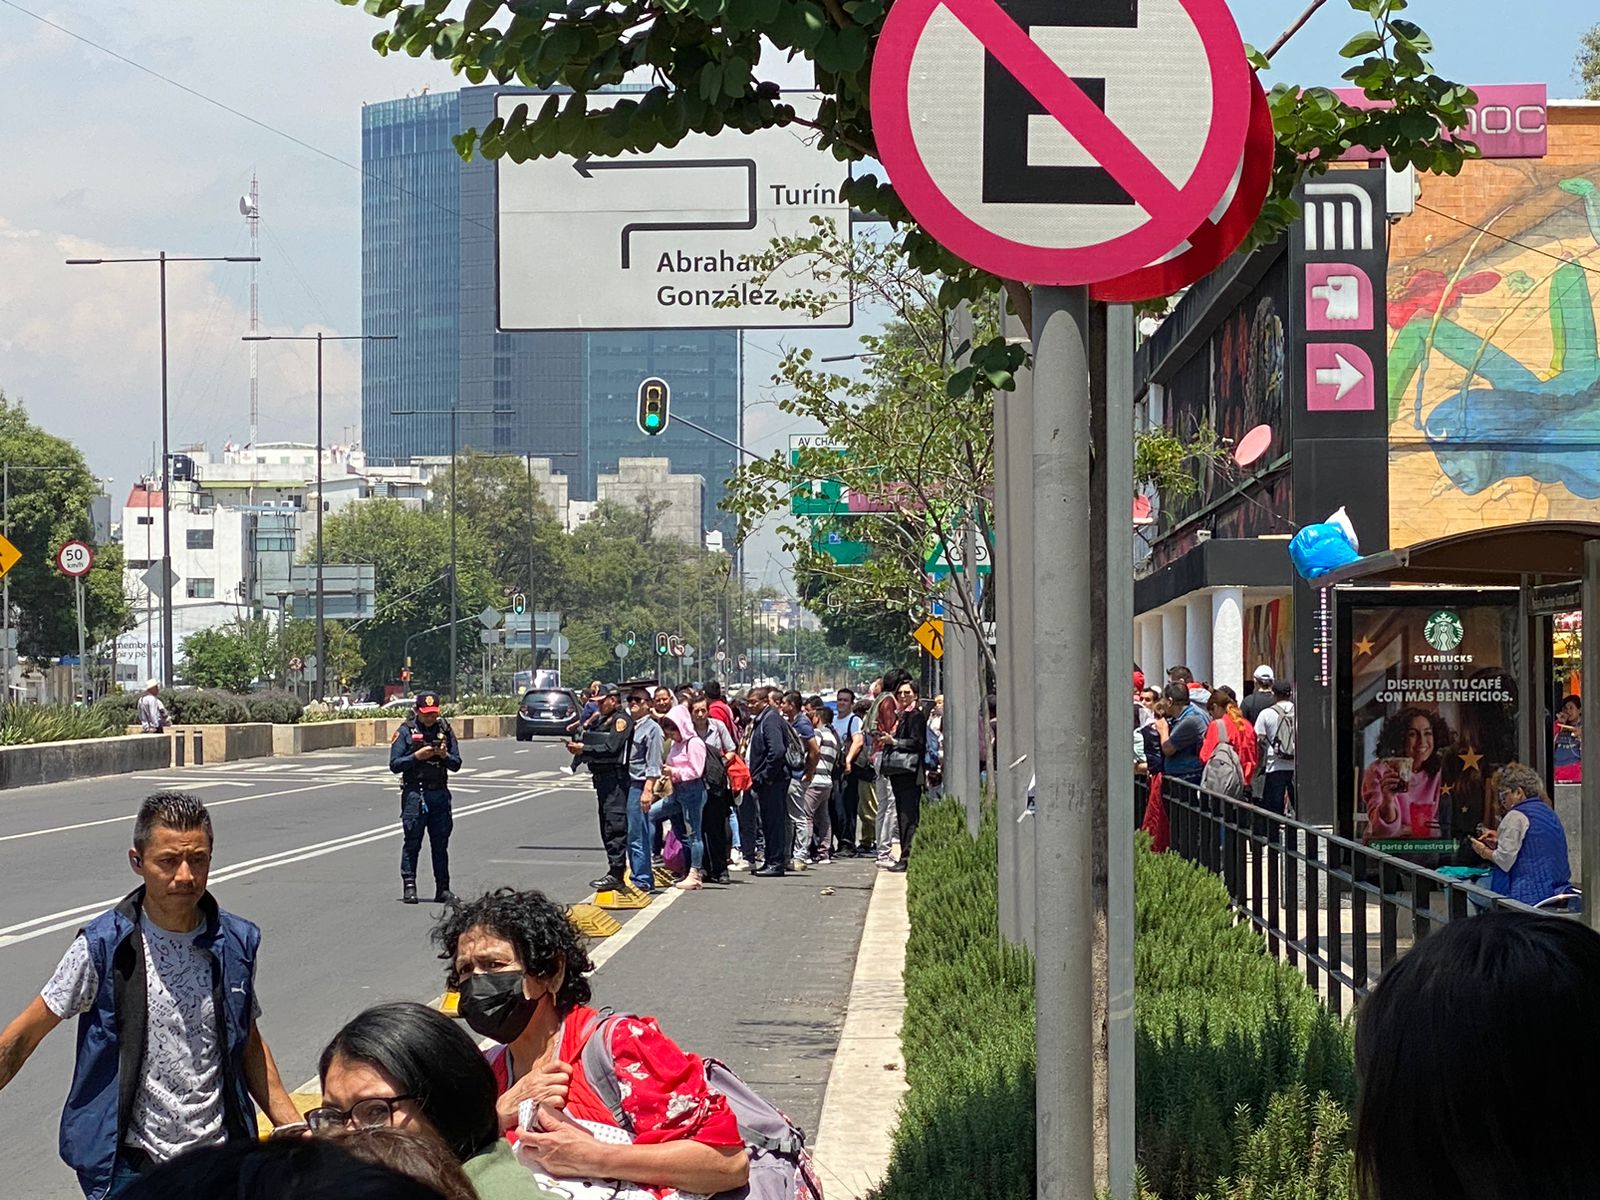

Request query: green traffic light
[{"left": 645, "top": 412, "right": 661, "bottom": 429}]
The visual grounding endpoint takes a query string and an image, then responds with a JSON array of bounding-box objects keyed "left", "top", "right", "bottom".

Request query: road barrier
[
  {"left": 0, "top": 734, "right": 172, "bottom": 789},
  {"left": 1157, "top": 776, "right": 1546, "bottom": 1014}
]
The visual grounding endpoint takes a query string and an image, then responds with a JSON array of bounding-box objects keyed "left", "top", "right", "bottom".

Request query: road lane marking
[
  {"left": 0, "top": 781, "right": 349, "bottom": 845},
  {"left": 0, "top": 786, "right": 564, "bottom": 951}
]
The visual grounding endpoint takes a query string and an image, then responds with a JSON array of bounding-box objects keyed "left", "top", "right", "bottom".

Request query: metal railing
[{"left": 1155, "top": 776, "right": 1548, "bottom": 1016}]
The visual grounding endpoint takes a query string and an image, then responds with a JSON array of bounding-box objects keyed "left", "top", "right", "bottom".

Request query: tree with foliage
[
  {"left": 319, "top": 498, "right": 500, "bottom": 692},
  {"left": 428, "top": 450, "right": 568, "bottom": 604},
  {"left": 180, "top": 622, "right": 263, "bottom": 692},
  {"left": 1581, "top": 24, "right": 1600, "bottom": 100},
  {"left": 0, "top": 392, "right": 132, "bottom": 660},
  {"left": 279, "top": 619, "right": 368, "bottom": 692}
]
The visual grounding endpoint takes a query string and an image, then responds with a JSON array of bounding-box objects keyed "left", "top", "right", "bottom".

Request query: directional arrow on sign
[
  {"left": 572, "top": 157, "right": 758, "bottom": 269},
  {"left": 0, "top": 534, "right": 20, "bottom": 581},
  {"left": 1316, "top": 353, "right": 1366, "bottom": 402}
]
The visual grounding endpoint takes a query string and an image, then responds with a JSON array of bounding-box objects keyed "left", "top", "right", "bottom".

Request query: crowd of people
[{"left": 564, "top": 671, "right": 943, "bottom": 888}]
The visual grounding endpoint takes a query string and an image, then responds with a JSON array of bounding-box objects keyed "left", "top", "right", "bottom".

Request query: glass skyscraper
[{"left": 360, "top": 87, "right": 741, "bottom": 537}]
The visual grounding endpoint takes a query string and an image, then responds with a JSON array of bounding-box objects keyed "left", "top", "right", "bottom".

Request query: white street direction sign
[{"left": 497, "top": 92, "right": 853, "bottom": 331}]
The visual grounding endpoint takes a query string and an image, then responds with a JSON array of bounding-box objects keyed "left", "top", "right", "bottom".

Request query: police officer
[
  {"left": 389, "top": 691, "right": 462, "bottom": 905},
  {"left": 566, "top": 683, "right": 632, "bottom": 892}
]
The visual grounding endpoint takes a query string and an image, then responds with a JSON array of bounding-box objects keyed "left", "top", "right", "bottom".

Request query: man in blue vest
[{"left": 0, "top": 792, "right": 299, "bottom": 1198}]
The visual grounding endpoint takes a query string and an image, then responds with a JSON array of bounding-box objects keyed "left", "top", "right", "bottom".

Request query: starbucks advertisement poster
[{"left": 1338, "top": 591, "right": 1520, "bottom": 860}]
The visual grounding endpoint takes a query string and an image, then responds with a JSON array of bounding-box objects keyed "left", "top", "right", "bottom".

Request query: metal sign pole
[
  {"left": 1032, "top": 284, "right": 1097, "bottom": 1200},
  {"left": 1583, "top": 540, "right": 1600, "bottom": 933}
]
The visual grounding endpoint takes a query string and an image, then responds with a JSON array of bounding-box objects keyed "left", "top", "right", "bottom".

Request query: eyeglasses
[
  {"left": 896, "top": 689, "right": 915, "bottom": 698},
  {"left": 304, "top": 1095, "right": 418, "bottom": 1131}
]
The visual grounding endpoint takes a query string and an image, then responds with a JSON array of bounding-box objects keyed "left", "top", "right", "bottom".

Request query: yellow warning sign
[
  {"left": 912, "top": 618, "right": 944, "bottom": 660},
  {"left": 0, "top": 535, "right": 21, "bottom": 581}
]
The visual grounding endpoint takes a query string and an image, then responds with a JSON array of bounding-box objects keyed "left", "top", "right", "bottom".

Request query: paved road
[{"left": 0, "top": 736, "right": 874, "bottom": 1198}]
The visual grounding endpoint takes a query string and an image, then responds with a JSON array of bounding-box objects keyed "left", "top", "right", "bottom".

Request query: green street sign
[
  {"left": 813, "top": 530, "right": 869, "bottom": 565},
  {"left": 924, "top": 524, "right": 993, "bottom": 578},
  {"left": 789, "top": 435, "right": 850, "bottom": 518},
  {"left": 848, "top": 655, "right": 865, "bottom": 669}
]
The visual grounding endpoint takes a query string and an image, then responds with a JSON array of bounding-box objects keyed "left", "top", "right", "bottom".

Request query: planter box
[
  {"left": 168, "top": 724, "right": 274, "bottom": 765},
  {"left": 272, "top": 721, "right": 359, "bottom": 756}
]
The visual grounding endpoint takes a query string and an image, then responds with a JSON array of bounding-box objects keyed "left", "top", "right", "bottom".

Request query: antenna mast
[{"left": 243, "top": 175, "right": 260, "bottom": 447}]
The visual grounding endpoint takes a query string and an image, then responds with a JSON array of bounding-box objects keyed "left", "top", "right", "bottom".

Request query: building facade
[{"left": 359, "top": 87, "right": 741, "bottom": 540}]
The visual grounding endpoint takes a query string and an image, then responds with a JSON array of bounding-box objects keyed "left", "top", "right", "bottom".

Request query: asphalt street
[{"left": 0, "top": 735, "right": 875, "bottom": 1198}]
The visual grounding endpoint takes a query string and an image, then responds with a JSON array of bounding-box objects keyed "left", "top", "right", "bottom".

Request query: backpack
[
  {"left": 1201, "top": 718, "right": 1245, "bottom": 799},
  {"left": 704, "top": 742, "right": 732, "bottom": 799},
  {"left": 781, "top": 719, "right": 806, "bottom": 773},
  {"left": 579, "top": 1013, "right": 823, "bottom": 1200},
  {"left": 1271, "top": 703, "right": 1297, "bottom": 760}
]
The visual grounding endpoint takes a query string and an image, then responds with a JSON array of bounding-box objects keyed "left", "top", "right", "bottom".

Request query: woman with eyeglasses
[
  {"left": 434, "top": 889, "right": 749, "bottom": 1196},
  {"left": 314, "top": 1001, "right": 555, "bottom": 1200},
  {"left": 879, "top": 679, "right": 929, "bottom": 872}
]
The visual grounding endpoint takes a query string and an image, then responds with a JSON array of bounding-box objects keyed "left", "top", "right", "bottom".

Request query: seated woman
[
  {"left": 1469, "top": 762, "right": 1574, "bottom": 906},
  {"left": 1356, "top": 911, "right": 1600, "bottom": 1200},
  {"left": 434, "top": 889, "right": 749, "bottom": 1197},
  {"left": 315, "top": 1001, "right": 555, "bottom": 1200}
]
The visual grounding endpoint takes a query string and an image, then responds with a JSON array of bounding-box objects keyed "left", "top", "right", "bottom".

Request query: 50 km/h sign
[
  {"left": 871, "top": 0, "right": 1252, "bottom": 286},
  {"left": 56, "top": 540, "right": 94, "bottom": 578}
]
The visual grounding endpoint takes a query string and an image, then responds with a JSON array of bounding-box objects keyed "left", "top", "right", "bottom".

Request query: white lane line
[
  {"left": 589, "top": 886, "right": 683, "bottom": 970},
  {"left": 0, "top": 786, "right": 562, "bottom": 951},
  {"left": 480, "top": 756, "right": 497, "bottom": 762},
  {"left": 0, "top": 781, "right": 349, "bottom": 845},
  {"left": 477, "top": 769, "right": 517, "bottom": 779}
]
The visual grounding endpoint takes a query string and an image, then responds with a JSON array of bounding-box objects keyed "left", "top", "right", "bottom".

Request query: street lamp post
[
  {"left": 245, "top": 332, "right": 395, "bottom": 701},
  {"left": 389, "top": 403, "right": 512, "bottom": 700},
  {"left": 67, "top": 252, "right": 258, "bottom": 686}
]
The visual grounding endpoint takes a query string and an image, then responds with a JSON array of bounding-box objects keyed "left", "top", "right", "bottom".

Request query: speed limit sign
[{"left": 56, "top": 540, "right": 94, "bottom": 578}]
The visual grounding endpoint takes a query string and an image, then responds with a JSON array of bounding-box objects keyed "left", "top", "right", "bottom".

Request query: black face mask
[{"left": 458, "top": 971, "right": 539, "bottom": 1044}]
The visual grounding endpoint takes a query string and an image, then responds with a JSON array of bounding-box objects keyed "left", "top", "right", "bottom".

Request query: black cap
[
  {"left": 597, "top": 683, "right": 621, "bottom": 697},
  {"left": 415, "top": 691, "right": 442, "bottom": 713},
  {"left": 1271, "top": 679, "right": 1293, "bottom": 698}
]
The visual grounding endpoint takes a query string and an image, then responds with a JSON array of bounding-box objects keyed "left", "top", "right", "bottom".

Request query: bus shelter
[{"left": 1312, "top": 520, "right": 1600, "bottom": 928}]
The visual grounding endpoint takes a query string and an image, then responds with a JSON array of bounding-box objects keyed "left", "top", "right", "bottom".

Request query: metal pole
[
  {"left": 1031, "top": 284, "right": 1096, "bottom": 1200},
  {"left": 993, "top": 311, "right": 1034, "bottom": 945},
  {"left": 76, "top": 577, "right": 87, "bottom": 705},
  {"left": 315, "top": 332, "right": 326, "bottom": 702},
  {"left": 961, "top": 515, "right": 983, "bottom": 828},
  {"left": 159, "top": 252, "right": 175, "bottom": 687},
  {"left": 2, "top": 463, "right": 9, "bottom": 704},
  {"left": 1582, "top": 540, "right": 1600, "bottom": 932},
  {"left": 1103, "top": 303, "right": 1137, "bottom": 1199},
  {"left": 449, "top": 402, "right": 459, "bottom": 701}
]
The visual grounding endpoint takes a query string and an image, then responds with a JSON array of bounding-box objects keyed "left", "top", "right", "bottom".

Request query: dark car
[{"left": 516, "top": 688, "right": 580, "bottom": 739}]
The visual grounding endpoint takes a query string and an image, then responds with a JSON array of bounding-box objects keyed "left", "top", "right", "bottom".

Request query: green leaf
[{"left": 1337, "top": 32, "right": 1383, "bottom": 58}]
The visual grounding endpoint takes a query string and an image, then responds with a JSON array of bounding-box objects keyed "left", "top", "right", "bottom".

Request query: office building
[{"left": 360, "top": 87, "right": 741, "bottom": 539}]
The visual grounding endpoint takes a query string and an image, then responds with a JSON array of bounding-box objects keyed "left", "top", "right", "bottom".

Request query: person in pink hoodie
[{"left": 656, "top": 704, "right": 708, "bottom": 891}]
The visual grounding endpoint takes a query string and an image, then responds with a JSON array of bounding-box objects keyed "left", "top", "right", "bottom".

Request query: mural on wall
[{"left": 1388, "top": 165, "right": 1600, "bottom": 547}]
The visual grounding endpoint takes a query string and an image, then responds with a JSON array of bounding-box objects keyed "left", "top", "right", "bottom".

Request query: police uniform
[
  {"left": 572, "top": 686, "right": 633, "bottom": 890},
  {"left": 389, "top": 691, "right": 462, "bottom": 904}
]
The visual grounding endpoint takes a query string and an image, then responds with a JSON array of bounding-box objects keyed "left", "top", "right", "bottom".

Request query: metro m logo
[
  {"left": 981, "top": 0, "right": 1138, "bottom": 205},
  {"left": 1303, "top": 180, "right": 1374, "bottom": 252}
]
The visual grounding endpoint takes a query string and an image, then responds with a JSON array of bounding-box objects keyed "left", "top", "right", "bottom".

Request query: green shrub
[
  {"left": 244, "top": 690, "right": 304, "bottom": 725},
  {"left": 166, "top": 689, "right": 251, "bottom": 725},
  {"left": 879, "top": 799, "right": 1357, "bottom": 1200},
  {"left": 93, "top": 689, "right": 142, "bottom": 728},
  {"left": 0, "top": 703, "right": 121, "bottom": 745},
  {"left": 302, "top": 705, "right": 390, "bottom": 723}
]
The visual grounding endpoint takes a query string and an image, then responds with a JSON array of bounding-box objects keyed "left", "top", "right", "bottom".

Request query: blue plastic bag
[{"left": 1288, "top": 521, "right": 1360, "bottom": 580}]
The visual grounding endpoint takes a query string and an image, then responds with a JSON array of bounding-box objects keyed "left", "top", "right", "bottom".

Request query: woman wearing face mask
[{"left": 433, "top": 890, "right": 749, "bottom": 1196}]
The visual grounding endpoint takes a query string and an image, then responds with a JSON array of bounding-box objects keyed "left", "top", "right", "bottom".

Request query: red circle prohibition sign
[{"left": 871, "top": 0, "right": 1254, "bottom": 286}]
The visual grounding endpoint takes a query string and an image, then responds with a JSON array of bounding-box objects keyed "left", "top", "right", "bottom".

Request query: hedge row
[
  {"left": 93, "top": 688, "right": 304, "bottom": 727},
  {"left": 878, "top": 799, "right": 1355, "bottom": 1200},
  {"left": 0, "top": 703, "right": 122, "bottom": 745}
]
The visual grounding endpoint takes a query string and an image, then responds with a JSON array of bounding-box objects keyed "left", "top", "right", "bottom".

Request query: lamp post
[
  {"left": 67, "top": 252, "right": 258, "bottom": 686},
  {"left": 245, "top": 333, "right": 395, "bottom": 702},
  {"left": 389, "top": 402, "right": 513, "bottom": 700}
]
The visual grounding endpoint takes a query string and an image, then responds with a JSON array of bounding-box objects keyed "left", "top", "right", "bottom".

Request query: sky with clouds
[{"left": 0, "top": 0, "right": 1591, "bottom": 583}]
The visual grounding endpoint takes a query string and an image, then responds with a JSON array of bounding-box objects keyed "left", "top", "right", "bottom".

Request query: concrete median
[{"left": 0, "top": 734, "right": 173, "bottom": 789}]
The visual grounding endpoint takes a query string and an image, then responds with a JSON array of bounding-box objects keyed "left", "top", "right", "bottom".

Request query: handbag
[
  {"left": 662, "top": 827, "right": 688, "bottom": 877},
  {"left": 882, "top": 744, "right": 919, "bottom": 776},
  {"left": 723, "top": 749, "right": 753, "bottom": 792}
]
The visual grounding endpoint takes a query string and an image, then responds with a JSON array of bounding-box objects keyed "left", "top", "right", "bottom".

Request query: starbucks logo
[{"left": 1424, "top": 610, "right": 1464, "bottom": 652}]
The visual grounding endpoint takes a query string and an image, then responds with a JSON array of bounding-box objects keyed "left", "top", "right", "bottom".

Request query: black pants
[
  {"left": 593, "top": 770, "right": 629, "bottom": 879},
  {"left": 831, "top": 774, "right": 856, "bottom": 850},
  {"left": 400, "top": 789, "right": 452, "bottom": 889},
  {"left": 755, "top": 775, "right": 790, "bottom": 868},
  {"left": 734, "top": 789, "right": 761, "bottom": 859},
  {"left": 889, "top": 772, "right": 923, "bottom": 862},
  {"left": 703, "top": 787, "right": 733, "bottom": 878}
]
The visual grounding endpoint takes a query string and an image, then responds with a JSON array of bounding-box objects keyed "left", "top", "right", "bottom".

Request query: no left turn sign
[{"left": 871, "top": 0, "right": 1253, "bottom": 286}]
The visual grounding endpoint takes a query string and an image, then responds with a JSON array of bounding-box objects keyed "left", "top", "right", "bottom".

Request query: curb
[{"left": 810, "top": 866, "right": 909, "bottom": 1199}]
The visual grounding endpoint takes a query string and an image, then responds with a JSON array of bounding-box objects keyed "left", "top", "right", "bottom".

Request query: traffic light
[
  {"left": 512, "top": 592, "right": 526, "bottom": 616},
  {"left": 655, "top": 632, "right": 669, "bottom": 656},
  {"left": 637, "top": 377, "right": 669, "bottom": 436}
]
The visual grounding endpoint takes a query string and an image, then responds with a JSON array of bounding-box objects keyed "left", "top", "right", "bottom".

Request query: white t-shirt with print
[{"left": 43, "top": 923, "right": 259, "bottom": 1162}]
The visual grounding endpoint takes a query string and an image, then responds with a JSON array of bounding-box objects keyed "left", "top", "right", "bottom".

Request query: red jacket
[{"left": 1201, "top": 712, "right": 1259, "bottom": 785}]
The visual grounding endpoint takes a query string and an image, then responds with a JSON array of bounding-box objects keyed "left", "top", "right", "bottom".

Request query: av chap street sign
[
  {"left": 870, "top": 0, "right": 1253, "bottom": 286},
  {"left": 497, "top": 92, "right": 852, "bottom": 331}
]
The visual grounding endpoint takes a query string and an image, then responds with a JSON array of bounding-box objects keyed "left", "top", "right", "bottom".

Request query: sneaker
[
  {"left": 888, "top": 860, "right": 908, "bottom": 873},
  {"left": 789, "top": 858, "right": 809, "bottom": 872},
  {"left": 857, "top": 843, "right": 877, "bottom": 858},
  {"left": 728, "top": 857, "right": 750, "bottom": 872},
  {"left": 729, "top": 849, "right": 747, "bottom": 868},
  {"left": 876, "top": 856, "right": 895, "bottom": 868},
  {"left": 589, "top": 875, "right": 623, "bottom": 892},
  {"left": 813, "top": 851, "right": 833, "bottom": 865}
]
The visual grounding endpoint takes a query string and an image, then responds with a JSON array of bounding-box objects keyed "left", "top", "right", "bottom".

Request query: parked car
[{"left": 517, "top": 688, "right": 580, "bottom": 739}]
